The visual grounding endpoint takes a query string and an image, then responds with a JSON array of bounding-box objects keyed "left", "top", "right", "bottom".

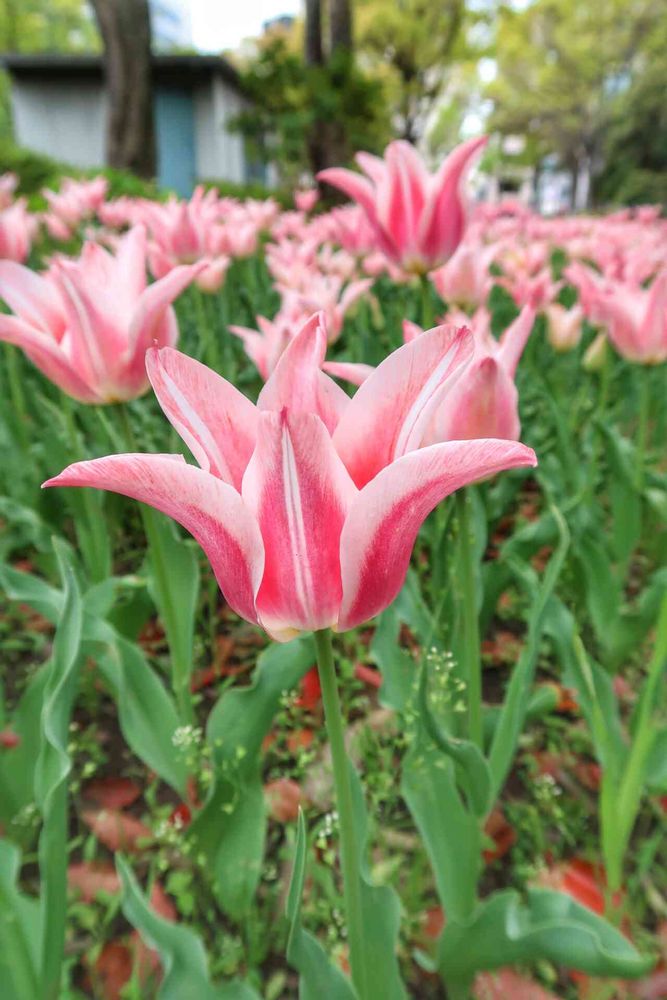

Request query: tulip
[
  {"left": 545, "top": 303, "right": 583, "bottom": 352},
  {"left": 318, "top": 136, "right": 487, "bottom": 274},
  {"left": 0, "top": 227, "right": 203, "bottom": 403},
  {"left": 586, "top": 271, "right": 667, "bottom": 364},
  {"left": 431, "top": 239, "right": 496, "bottom": 310},
  {"left": 45, "top": 313, "right": 536, "bottom": 639},
  {"left": 0, "top": 171, "right": 18, "bottom": 210},
  {"left": 42, "top": 176, "right": 108, "bottom": 238},
  {"left": 295, "top": 188, "right": 319, "bottom": 213},
  {"left": 0, "top": 199, "right": 36, "bottom": 262},
  {"left": 325, "top": 305, "right": 535, "bottom": 445}
]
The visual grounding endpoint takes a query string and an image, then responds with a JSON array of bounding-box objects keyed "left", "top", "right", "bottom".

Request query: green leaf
[
  {"left": 439, "top": 888, "right": 653, "bottom": 983},
  {"left": 0, "top": 666, "right": 49, "bottom": 828},
  {"left": 488, "top": 504, "right": 569, "bottom": 798},
  {"left": 34, "top": 538, "right": 83, "bottom": 1000},
  {"left": 402, "top": 729, "right": 481, "bottom": 924},
  {"left": 349, "top": 765, "right": 406, "bottom": 999},
  {"left": 0, "top": 839, "right": 42, "bottom": 1000},
  {"left": 597, "top": 422, "right": 641, "bottom": 567},
  {"left": 118, "top": 856, "right": 240, "bottom": 1000},
  {"left": 190, "top": 637, "right": 314, "bottom": 919},
  {"left": 286, "top": 811, "right": 357, "bottom": 999},
  {"left": 143, "top": 513, "right": 200, "bottom": 717}
]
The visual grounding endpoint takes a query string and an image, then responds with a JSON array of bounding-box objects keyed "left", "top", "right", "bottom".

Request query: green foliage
[{"left": 232, "top": 37, "right": 390, "bottom": 184}]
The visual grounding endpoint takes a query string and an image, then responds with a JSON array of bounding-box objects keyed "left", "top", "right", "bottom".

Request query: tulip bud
[
  {"left": 582, "top": 331, "right": 608, "bottom": 371},
  {"left": 545, "top": 304, "right": 583, "bottom": 352}
]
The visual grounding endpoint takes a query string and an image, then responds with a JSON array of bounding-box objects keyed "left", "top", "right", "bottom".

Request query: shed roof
[{"left": 0, "top": 52, "right": 241, "bottom": 89}]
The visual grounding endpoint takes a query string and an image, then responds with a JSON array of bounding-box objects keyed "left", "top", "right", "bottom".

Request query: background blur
[{"left": 0, "top": 0, "right": 665, "bottom": 210}]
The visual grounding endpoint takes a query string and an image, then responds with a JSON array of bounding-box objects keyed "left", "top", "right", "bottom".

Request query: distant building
[
  {"left": 150, "top": 0, "right": 192, "bottom": 50},
  {"left": 1, "top": 54, "right": 266, "bottom": 195}
]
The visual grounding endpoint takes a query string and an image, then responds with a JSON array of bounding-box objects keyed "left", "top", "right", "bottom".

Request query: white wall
[
  {"left": 195, "top": 75, "right": 247, "bottom": 184},
  {"left": 11, "top": 80, "right": 107, "bottom": 169}
]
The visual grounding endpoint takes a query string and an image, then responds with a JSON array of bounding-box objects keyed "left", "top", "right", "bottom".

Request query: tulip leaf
[
  {"left": 349, "top": 763, "right": 407, "bottom": 999},
  {"left": 439, "top": 888, "right": 654, "bottom": 983},
  {"left": 117, "top": 856, "right": 253, "bottom": 1000},
  {"left": 286, "top": 810, "right": 357, "bottom": 999},
  {"left": 0, "top": 839, "right": 42, "bottom": 1000},
  {"left": 143, "top": 512, "right": 200, "bottom": 717},
  {"left": 488, "top": 503, "right": 569, "bottom": 798},
  {"left": 190, "top": 636, "right": 314, "bottom": 919},
  {"left": 34, "top": 538, "right": 83, "bottom": 1000},
  {"left": 596, "top": 421, "right": 641, "bottom": 567},
  {"left": 0, "top": 665, "right": 49, "bottom": 828},
  {"left": 402, "top": 727, "right": 481, "bottom": 924}
]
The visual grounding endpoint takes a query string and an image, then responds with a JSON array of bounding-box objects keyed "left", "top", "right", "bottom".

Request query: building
[
  {"left": 150, "top": 0, "right": 192, "bottom": 50},
  {"left": 1, "top": 54, "right": 260, "bottom": 195}
]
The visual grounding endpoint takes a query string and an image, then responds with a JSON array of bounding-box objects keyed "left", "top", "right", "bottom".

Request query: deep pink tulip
[
  {"left": 45, "top": 315, "right": 536, "bottom": 639},
  {"left": 0, "top": 227, "right": 203, "bottom": 403},
  {"left": 318, "top": 137, "right": 487, "bottom": 273}
]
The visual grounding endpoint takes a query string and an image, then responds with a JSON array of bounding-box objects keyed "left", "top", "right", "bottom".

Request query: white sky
[{"left": 190, "top": 0, "right": 302, "bottom": 52}]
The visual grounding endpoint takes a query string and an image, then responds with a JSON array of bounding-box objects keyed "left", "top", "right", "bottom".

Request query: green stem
[
  {"left": 586, "top": 347, "right": 611, "bottom": 500},
  {"left": 419, "top": 273, "right": 434, "bottom": 329},
  {"left": 635, "top": 371, "right": 650, "bottom": 494},
  {"left": 119, "top": 403, "right": 194, "bottom": 725},
  {"left": 313, "top": 629, "right": 367, "bottom": 999},
  {"left": 5, "top": 344, "right": 30, "bottom": 452},
  {"left": 457, "top": 489, "right": 482, "bottom": 749},
  {"left": 61, "top": 395, "right": 110, "bottom": 583}
]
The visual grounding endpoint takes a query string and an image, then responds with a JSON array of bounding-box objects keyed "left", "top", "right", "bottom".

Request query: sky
[{"left": 190, "top": 0, "right": 301, "bottom": 52}]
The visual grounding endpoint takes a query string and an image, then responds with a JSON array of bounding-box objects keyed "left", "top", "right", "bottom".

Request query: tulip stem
[
  {"left": 5, "top": 344, "right": 30, "bottom": 453},
  {"left": 313, "top": 629, "right": 367, "bottom": 999},
  {"left": 457, "top": 488, "right": 483, "bottom": 749},
  {"left": 636, "top": 372, "right": 650, "bottom": 494},
  {"left": 419, "top": 273, "right": 434, "bottom": 329}
]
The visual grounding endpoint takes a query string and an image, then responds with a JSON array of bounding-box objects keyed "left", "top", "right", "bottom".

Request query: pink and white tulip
[
  {"left": 0, "top": 199, "right": 36, "bottom": 262},
  {"left": 318, "top": 137, "right": 487, "bottom": 274},
  {"left": 45, "top": 315, "right": 536, "bottom": 639},
  {"left": 0, "top": 226, "right": 203, "bottom": 403}
]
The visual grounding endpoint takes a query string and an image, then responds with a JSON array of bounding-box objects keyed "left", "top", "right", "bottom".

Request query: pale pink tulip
[
  {"left": 0, "top": 172, "right": 18, "bottom": 210},
  {"left": 578, "top": 270, "right": 667, "bottom": 364},
  {"left": 0, "top": 227, "right": 203, "bottom": 403},
  {"left": 45, "top": 316, "right": 535, "bottom": 638},
  {"left": 318, "top": 137, "right": 487, "bottom": 273},
  {"left": 43, "top": 176, "right": 108, "bottom": 237},
  {"left": 0, "top": 199, "right": 36, "bottom": 262},
  {"left": 431, "top": 240, "right": 495, "bottom": 309},
  {"left": 295, "top": 188, "right": 319, "bottom": 213},
  {"left": 545, "top": 303, "right": 584, "bottom": 352}
]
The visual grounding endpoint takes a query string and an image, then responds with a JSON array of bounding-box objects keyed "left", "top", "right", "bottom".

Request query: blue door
[{"left": 155, "top": 86, "right": 196, "bottom": 196}]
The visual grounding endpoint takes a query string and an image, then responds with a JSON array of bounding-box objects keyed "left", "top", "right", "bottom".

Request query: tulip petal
[
  {"left": 497, "top": 305, "right": 535, "bottom": 377},
  {"left": 640, "top": 270, "right": 667, "bottom": 362},
  {"left": 0, "top": 261, "right": 65, "bottom": 333},
  {"left": 257, "top": 313, "right": 349, "bottom": 434},
  {"left": 129, "top": 261, "right": 204, "bottom": 360},
  {"left": 418, "top": 136, "right": 487, "bottom": 264},
  {"left": 338, "top": 438, "right": 536, "bottom": 630},
  {"left": 242, "top": 411, "right": 356, "bottom": 640},
  {"left": 333, "top": 324, "right": 473, "bottom": 487},
  {"left": 317, "top": 167, "right": 378, "bottom": 222},
  {"left": 0, "top": 314, "right": 100, "bottom": 402},
  {"left": 146, "top": 346, "right": 258, "bottom": 489},
  {"left": 322, "top": 360, "right": 374, "bottom": 386},
  {"left": 430, "top": 357, "right": 521, "bottom": 442},
  {"left": 44, "top": 454, "right": 264, "bottom": 625}
]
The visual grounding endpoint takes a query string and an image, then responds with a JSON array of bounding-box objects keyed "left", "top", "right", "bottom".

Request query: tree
[
  {"left": 0, "top": 0, "right": 99, "bottom": 52},
  {"left": 89, "top": 0, "right": 155, "bottom": 178},
  {"left": 487, "top": 0, "right": 662, "bottom": 209},
  {"left": 354, "top": 0, "right": 467, "bottom": 144}
]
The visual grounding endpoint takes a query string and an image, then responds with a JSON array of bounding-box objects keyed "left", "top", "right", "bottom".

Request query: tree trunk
[
  {"left": 304, "top": 0, "right": 323, "bottom": 67},
  {"left": 329, "top": 0, "right": 353, "bottom": 53},
  {"left": 90, "top": 0, "right": 155, "bottom": 178}
]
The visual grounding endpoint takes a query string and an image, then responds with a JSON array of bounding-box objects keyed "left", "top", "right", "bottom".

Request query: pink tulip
[
  {"left": 0, "top": 199, "right": 36, "bottom": 262},
  {"left": 229, "top": 313, "right": 296, "bottom": 381},
  {"left": 295, "top": 188, "right": 319, "bottom": 213},
  {"left": 577, "top": 270, "right": 667, "bottom": 364},
  {"left": 43, "top": 176, "right": 108, "bottom": 237},
  {"left": 326, "top": 305, "right": 535, "bottom": 445},
  {"left": 545, "top": 303, "right": 583, "bottom": 352},
  {"left": 0, "top": 227, "right": 203, "bottom": 403},
  {"left": 0, "top": 172, "right": 18, "bottom": 210},
  {"left": 45, "top": 315, "right": 535, "bottom": 638},
  {"left": 431, "top": 239, "right": 495, "bottom": 309},
  {"left": 318, "top": 137, "right": 487, "bottom": 273}
]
